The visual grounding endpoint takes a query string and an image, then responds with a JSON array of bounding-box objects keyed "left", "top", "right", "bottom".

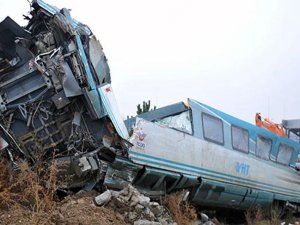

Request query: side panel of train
[{"left": 124, "top": 99, "right": 300, "bottom": 209}]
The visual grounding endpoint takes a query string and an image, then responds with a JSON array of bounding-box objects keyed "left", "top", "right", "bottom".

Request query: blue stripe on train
[{"left": 129, "top": 150, "right": 300, "bottom": 197}]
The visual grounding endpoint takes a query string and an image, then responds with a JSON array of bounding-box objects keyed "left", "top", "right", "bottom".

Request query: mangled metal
[{"left": 0, "top": 0, "right": 128, "bottom": 190}]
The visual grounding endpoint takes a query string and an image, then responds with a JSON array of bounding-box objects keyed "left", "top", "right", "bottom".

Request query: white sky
[{"left": 1, "top": 0, "right": 300, "bottom": 124}]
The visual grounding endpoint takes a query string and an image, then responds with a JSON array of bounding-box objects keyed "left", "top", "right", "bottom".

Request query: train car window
[
  {"left": 156, "top": 111, "right": 192, "bottom": 134},
  {"left": 255, "top": 136, "right": 272, "bottom": 160},
  {"left": 277, "top": 144, "right": 294, "bottom": 165},
  {"left": 202, "top": 113, "right": 224, "bottom": 145},
  {"left": 231, "top": 126, "right": 249, "bottom": 153}
]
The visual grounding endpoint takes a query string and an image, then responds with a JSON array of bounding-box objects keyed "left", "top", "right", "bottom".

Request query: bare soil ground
[
  {"left": 0, "top": 159, "right": 127, "bottom": 225},
  {"left": 0, "top": 191, "right": 127, "bottom": 225}
]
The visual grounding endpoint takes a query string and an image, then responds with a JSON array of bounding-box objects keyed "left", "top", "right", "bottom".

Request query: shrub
[{"left": 165, "top": 192, "right": 198, "bottom": 225}]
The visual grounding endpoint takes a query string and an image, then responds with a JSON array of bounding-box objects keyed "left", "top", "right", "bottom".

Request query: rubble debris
[
  {"left": 134, "top": 220, "right": 165, "bottom": 225},
  {"left": 193, "top": 213, "right": 217, "bottom": 225},
  {"left": 95, "top": 185, "right": 176, "bottom": 225},
  {"left": 94, "top": 189, "right": 112, "bottom": 206},
  {"left": 200, "top": 213, "right": 209, "bottom": 223}
]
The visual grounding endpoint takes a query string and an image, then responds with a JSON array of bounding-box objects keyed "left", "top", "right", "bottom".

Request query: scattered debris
[
  {"left": 95, "top": 185, "right": 176, "bottom": 225},
  {"left": 94, "top": 189, "right": 112, "bottom": 206}
]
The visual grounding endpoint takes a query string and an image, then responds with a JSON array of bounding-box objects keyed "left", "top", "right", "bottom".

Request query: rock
[
  {"left": 119, "top": 184, "right": 135, "bottom": 201},
  {"left": 138, "top": 195, "right": 151, "bottom": 207},
  {"left": 58, "top": 213, "right": 64, "bottom": 220},
  {"left": 115, "top": 212, "right": 124, "bottom": 221},
  {"left": 200, "top": 213, "right": 209, "bottom": 222},
  {"left": 128, "top": 212, "right": 138, "bottom": 221},
  {"left": 134, "top": 220, "right": 162, "bottom": 225},
  {"left": 149, "top": 204, "right": 164, "bottom": 217},
  {"left": 70, "top": 200, "right": 77, "bottom": 205},
  {"left": 135, "top": 203, "right": 145, "bottom": 212},
  {"left": 76, "top": 198, "right": 86, "bottom": 204},
  {"left": 119, "top": 185, "right": 130, "bottom": 196},
  {"left": 193, "top": 220, "right": 203, "bottom": 225},
  {"left": 204, "top": 221, "right": 215, "bottom": 225},
  {"left": 94, "top": 190, "right": 112, "bottom": 206},
  {"left": 149, "top": 202, "right": 159, "bottom": 207},
  {"left": 159, "top": 219, "right": 168, "bottom": 225},
  {"left": 144, "top": 207, "right": 155, "bottom": 220},
  {"left": 148, "top": 211, "right": 155, "bottom": 220},
  {"left": 94, "top": 185, "right": 175, "bottom": 225},
  {"left": 130, "top": 194, "right": 140, "bottom": 207},
  {"left": 111, "top": 190, "right": 120, "bottom": 198},
  {"left": 116, "top": 195, "right": 127, "bottom": 203}
]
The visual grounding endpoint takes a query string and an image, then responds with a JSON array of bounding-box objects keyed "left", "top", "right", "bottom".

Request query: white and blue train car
[{"left": 122, "top": 99, "right": 300, "bottom": 209}]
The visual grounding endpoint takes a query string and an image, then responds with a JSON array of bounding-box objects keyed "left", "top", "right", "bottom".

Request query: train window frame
[
  {"left": 276, "top": 143, "right": 294, "bottom": 166},
  {"left": 156, "top": 110, "right": 193, "bottom": 135},
  {"left": 231, "top": 125, "right": 249, "bottom": 153},
  {"left": 202, "top": 112, "right": 224, "bottom": 146},
  {"left": 255, "top": 135, "right": 272, "bottom": 160}
]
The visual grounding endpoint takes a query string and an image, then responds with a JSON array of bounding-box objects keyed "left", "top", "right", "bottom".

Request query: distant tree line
[
  {"left": 127, "top": 100, "right": 157, "bottom": 119},
  {"left": 136, "top": 100, "right": 156, "bottom": 115}
]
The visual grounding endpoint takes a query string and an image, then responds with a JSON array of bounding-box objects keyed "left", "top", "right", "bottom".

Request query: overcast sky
[{"left": 1, "top": 0, "right": 300, "bottom": 124}]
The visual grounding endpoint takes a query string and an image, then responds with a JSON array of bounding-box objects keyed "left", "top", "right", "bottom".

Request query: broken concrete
[
  {"left": 94, "top": 190, "right": 112, "bottom": 206},
  {"left": 95, "top": 185, "right": 175, "bottom": 225}
]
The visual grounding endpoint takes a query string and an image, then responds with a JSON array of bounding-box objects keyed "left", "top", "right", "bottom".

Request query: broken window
[
  {"left": 156, "top": 111, "right": 192, "bottom": 134},
  {"left": 277, "top": 144, "right": 293, "bottom": 165},
  {"left": 232, "top": 126, "right": 249, "bottom": 153},
  {"left": 256, "top": 135, "right": 272, "bottom": 160},
  {"left": 202, "top": 113, "right": 224, "bottom": 145}
]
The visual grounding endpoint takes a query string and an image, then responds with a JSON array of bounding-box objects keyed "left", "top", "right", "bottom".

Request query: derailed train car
[
  {"left": 122, "top": 99, "right": 300, "bottom": 210},
  {"left": 0, "top": 0, "right": 129, "bottom": 189}
]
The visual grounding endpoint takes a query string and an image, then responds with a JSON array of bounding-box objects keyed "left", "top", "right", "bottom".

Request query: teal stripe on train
[{"left": 129, "top": 150, "right": 300, "bottom": 198}]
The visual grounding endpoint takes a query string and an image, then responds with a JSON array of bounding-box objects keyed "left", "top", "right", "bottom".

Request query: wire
[
  {"left": 6, "top": 88, "right": 48, "bottom": 109},
  {"left": 31, "top": 99, "right": 44, "bottom": 129}
]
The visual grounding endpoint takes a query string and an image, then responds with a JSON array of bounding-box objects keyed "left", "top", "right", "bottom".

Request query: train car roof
[
  {"left": 124, "top": 102, "right": 188, "bottom": 130},
  {"left": 189, "top": 99, "right": 299, "bottom": 147},
  {"left": 125, "top": 98, "right": 300, "bottom": 149}
]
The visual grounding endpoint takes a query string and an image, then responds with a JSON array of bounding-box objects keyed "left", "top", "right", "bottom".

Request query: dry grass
[
  {"left": 245, "top": 205, "right": 264, "bottom": 225},
  {"left": 269, "top": 204, "right": 282, "bottom": 225},
  {"left": 245, "top": 204, "right": 282, "bottom": 225},
  {"left": 0, "top": 156, "right": 127, "bottom": 225},
  {"left": 211, "top": 217, "right": 225, "bottom": 225},
  {"left": 165, "top": 192, "right": 198, "bottom": 225},
  {"left": 0, "top": 158, "right": 58, "bottom": 224}
]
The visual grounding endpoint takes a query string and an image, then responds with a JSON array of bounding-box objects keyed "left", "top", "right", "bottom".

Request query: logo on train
[
  {"left": 137, "top": 129, "right": 146, "bottom": 141},
  {"left": 136, "top": 128, "right": 146, "bottom": 148},
  {"left": 235, "top": 162, "right": 250, "bottom": 176}
]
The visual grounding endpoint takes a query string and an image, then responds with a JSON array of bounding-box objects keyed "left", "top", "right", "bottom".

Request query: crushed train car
[
  {"left": 0, "top": 0, "right": 129, "bottom": 189},
  {"left": 121, "top": 99, "right": 300, "bottom": 210}
]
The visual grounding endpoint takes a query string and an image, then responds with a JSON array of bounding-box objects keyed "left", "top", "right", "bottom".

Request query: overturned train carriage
[
  {"left": 120, "top": 99, "right": 300, "bottom": 210},
  {"left": 0, "top": 0, "right": 129, "bottom": 189}
]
